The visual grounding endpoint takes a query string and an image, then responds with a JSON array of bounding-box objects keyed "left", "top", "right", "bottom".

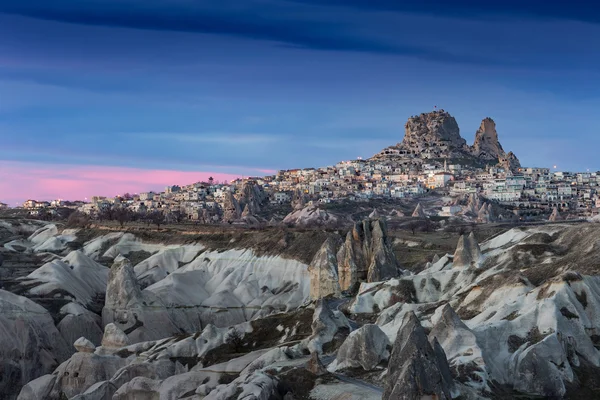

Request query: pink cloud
[{"left": 0, "top": 160, "right": 246, "bottom": 206}]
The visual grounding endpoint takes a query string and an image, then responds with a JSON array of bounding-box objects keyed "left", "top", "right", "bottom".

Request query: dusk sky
[{"left": 2, "top": 0, "right": 600, "bottom": 205}]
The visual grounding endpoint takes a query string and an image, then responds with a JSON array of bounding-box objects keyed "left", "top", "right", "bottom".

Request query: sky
[{"left": 2, "top": 0, "right": 600, "bottom": 205}]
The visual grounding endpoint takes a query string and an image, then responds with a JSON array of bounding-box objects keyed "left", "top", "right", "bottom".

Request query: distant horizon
[{"left": 3, "top": 1, "right": 600, "bottom": 204}]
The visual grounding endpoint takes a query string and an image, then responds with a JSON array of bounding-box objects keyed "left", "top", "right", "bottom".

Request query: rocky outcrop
[
  {"left": 283, "top": 204, "right": 341, "bottom": 228},
  {"left": 337, "top": 219, "right": 400, "bottom": 290},
  {"left": 412, "top": 203, "right": 426, "bottom": 218},
  {"left": 383, "top": 312, "right": 453, "bottom": 400},
  {"left": 328, "top": 324, "right": 390, "bottom": 372},
  {"left": 472, "top": 118, "right": 505, "bottom": 160},
  {"left": 373, "top": 110, "right": 521, "bottom": 170},
  {"left": 306, "top": 300, "right": 350, "bottom": 354},
  {"left": 402, "top": 110, "right": 467, "bottom": 156},
  {"left": 367, "top": 220, "right": 400, "bottom": 282},
  {"left": 221, "top": 191, "right": 242, "bottom": 222},
  {"left": 238, "top": 181, "right": 265, "bottom": 215},
  {"left": 102, "top": 258, "right": 181, "bottom": 343},
  {"left": 549, "top": 207, "right": 562, "bottom": 222},
  {"left": 0, "top": 290, "right": 71, "bottom": 399},
  {"left": 429, "top": 305, "right": 488, "bottom": 389},
  {"left": 74, "top": 337, "right": 96, "bottom": 353},
  {"left": 500, "top": 151, "right": 521, "bottom": 173},
  {"left": 308, "top": 237, "right": 342, "bottom": 300},
  {"left": 453, "top": 233, "right": 482, "bottom": 268},
  {"left": 369, "top": 208, "right": 381, "bottom": 219}
]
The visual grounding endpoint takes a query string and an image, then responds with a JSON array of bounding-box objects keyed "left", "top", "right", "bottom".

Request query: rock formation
[
  {"left": 0, "top": 290, "right": 71, "bottom": 398},
  {"left": 500, "top": 151, "right": 521, "bottom": 173},
  {"left": 305, "top": 299, "right": 350, "bottom": 354},
  {"left": 412, "top": 203, "right": 426, "bottom": 218},
  {"left": 549, "top": 207, "right": 562, "bottom": 222},
  {"left": 383, "top": 312, "right": 453, "bottom": 400},
  {"left": 472, "top": 118, "right": 505, "bottom": 160},
  {"left": 453, "top": 232, "right": 482, "bottom": 268},
  {"left": 337, "top": 219, "right": 400, "bottom": 290},
  {"left": 367, "top": 220, "right": 400, "bottom": 282},
  {"left": 402, "top": 110, "right": 467, "bottom": 157},
  {"left": 308, "top": 237, "right": 343, "bottom": 299},
  {"left": 369, "top": 208, "right": 381, "bottom": 219},
  {"left": 429, "top": 305, "right": 488, "bottom": 389},
  {"left": 238, "top": 181, "right": 265, "bottom": 215},
  {"left": 221, "top": 191, "right": 242, "bottom": 222},
  {"left": 74, "top": 337, "right": 96, "bottom": 353},
  {"left": 102, "top": 258, "right": 181, "bottom": 343},
  {"left": 373, "top": 110, "right": 521, "bottom": 170},
  {"left": 328, "top": 324, "right": 390, "bottom": 372}
]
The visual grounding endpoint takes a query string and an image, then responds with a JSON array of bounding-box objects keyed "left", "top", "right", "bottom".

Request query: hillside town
[{"left": 7, "top": 111, "right": 600, "bottom": 223}]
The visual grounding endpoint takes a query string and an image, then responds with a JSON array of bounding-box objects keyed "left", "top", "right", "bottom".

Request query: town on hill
[{"left": 4, "top": 110, "right": 597, "bottom": 226}]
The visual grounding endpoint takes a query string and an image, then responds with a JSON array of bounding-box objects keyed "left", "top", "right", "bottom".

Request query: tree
[
  {"left": 113, "top": 207, "right": 131, "bottom": 228},
  {"left": 226, "top": 328, "right": 244, "bottom": 352},
  {"left": 209, "top": 176, "right": 214, "bottom": 185},
  {"left": 148, "top": 210, "right": 165, "bottom": 229}
]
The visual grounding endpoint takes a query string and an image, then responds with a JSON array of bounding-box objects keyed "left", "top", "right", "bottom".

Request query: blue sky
[{"left": 1, "top": 0, "right": 600, "bottom": 202}]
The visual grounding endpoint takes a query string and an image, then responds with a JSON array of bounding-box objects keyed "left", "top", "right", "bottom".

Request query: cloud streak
[
  {"left": 289, "top": 0, "right": 600, "bottom": 24},
  {"left": 0, "top": 1, "right": 506, "bottom": 65}
]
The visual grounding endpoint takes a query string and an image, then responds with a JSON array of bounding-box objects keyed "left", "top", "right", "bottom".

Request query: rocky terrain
[
  {"left": 374, "top": 110, "right": 521, "bottom": 171},
  {"left": 3, "top": 216, "right": 600, "bottom": 399}
]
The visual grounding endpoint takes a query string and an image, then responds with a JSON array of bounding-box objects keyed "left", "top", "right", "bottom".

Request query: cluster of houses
[{"left": 9, "top": 158, "right": 600, "bottom": 221}]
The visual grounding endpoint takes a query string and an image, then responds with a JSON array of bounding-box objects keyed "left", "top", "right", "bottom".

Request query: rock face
[
  {"left": 367, "top": 220, "right": 400, "bottom": 282},
  {"left": 337, "top": 219, "right": 400, "bottom": 290},
  {"left": 308, "top": 237, "right": 342, "bottom": 300},
  {"left": 74, "top": 337, "right": 96, "bottom": 353},
  {"left": 373, "top": 110, "right": 521, "bottom": 170},
  {"left": 453, "top": 232, "right": 482, "bottom": 268},
  {"left": 500, "top": 151, "right": 521, "bottom": 173},
  {"left": 429, "top": 305, "right": 488, "bottom": 389},
  {"left": 402, "top": 110, "right": 467, "bottom": 156},
  {"left": 472, "top": 118, "right": 505, "bottom": 160},
  {"left": 383, "top": 312, "right": 453, "bottom": 400},
  {"left": 306, "top": 300, "right": 350, "bottom": 354},
  {"left": 412, "top": 203, "right": 426, "bottom": 218},
  {"left": 328, "top": 324, "right": 390, "bottom": 372},
  {"left": 0, "top": 290, "right": 71, "bottom": 399},
  {"left": 549, "top": 207, "right": 562, "bottom": 222},
  {"left": 102, "top": 258, "right": 181, "bottom": 343},
  {"left": 222, "top": 191, "right": 242, "bottom": 222}
]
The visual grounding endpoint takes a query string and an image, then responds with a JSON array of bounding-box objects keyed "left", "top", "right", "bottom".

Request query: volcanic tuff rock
[
  {"left": 102, "top": 258, "right": 181, "bottom": 343},
  {"left": 549, "top": 207, "right": 562, "bottom": 222},
  {"left": 383, "top": 312, "right": 453, "bottom": 400},
  {"left": 452, "top": 232, "right": 482, "bottom": 268},
  {"left": 472, "top": 117, "right": 505, "bottom": 160},
  {"left": 337, "top": 218, "right": 401, "bottom": 291},
  {"left": 328, "top": 324, "right": 390, "bottom": 372},
  {"left": 306, "top": 299, "right": 351, "bottom": 354},
  {"left": 308, "top": 237, "right": 343, "bottom": 299},
  {"left": 221, "top": 191, "right": 242, "bottom": 222},
  {"left": 500, "top": 151, "right": 521, "bottom": 172},
  {"left": 402, "top": 110, "right": 467, "bottom": 156},
  {"left": 0, "top": 290, "right": 71, "bottom": 399},
  {"left": 411, "top": 203, "right": 426, "bottom": 218},
  {"left": 374, "top": 110, "right": 521, "bottom": 171}
]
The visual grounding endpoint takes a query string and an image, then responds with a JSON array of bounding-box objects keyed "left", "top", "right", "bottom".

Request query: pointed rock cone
[
  {"left": 369, "top": 208, "right": 381, "bottom": 219},
  {"left": 308, "top": 237, "right": 342, "bottom": 300},
  {"left": 412, "top": 203, "right": 426, "bottom": 218},
  {"left": 549, "top": 207, "right": 562, "bottom": 222},
  {"left": 383, "top": 312, "right": 453, "bottom": 400},
  {"left": 453, "top": 232, "right": 482, "bottom": 268},
  {"left": 241, "top": 204, "right": 252, "bottom": 218}
]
